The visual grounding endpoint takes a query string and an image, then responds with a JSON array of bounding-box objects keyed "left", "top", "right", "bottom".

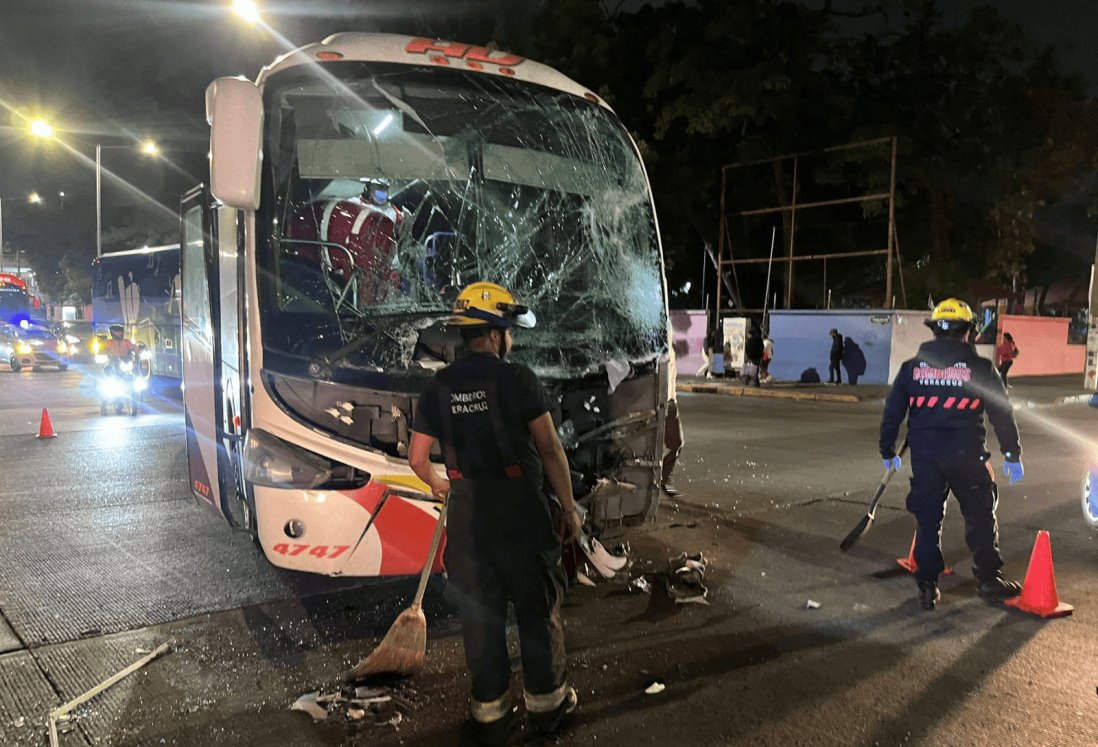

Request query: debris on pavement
[
  {"left": 291, "top": 691, "right": 330, "bottom": 721},
  {"left": 292, "top": 684, "right": 407, "bottom": 727},
  {"left": 577, "top": 569, "right": 597, "bottom": 587},
  {"left": 47, "top": 639, "right": 174, "bottom": 747},
  {"left": 644, "top": 682, "right": 666, "bottom": 695},
  {"left": 805, "top": 600, "right": 821, "bottom": 610},
  {"left": 11, "top": 716, "right": 25, "bottom": 728},
  {"left": 667, "top": 551, "right": 709, "bottom": 605},
  {"left": 629, "top": 576, "right": 653, "bottom": 594}
]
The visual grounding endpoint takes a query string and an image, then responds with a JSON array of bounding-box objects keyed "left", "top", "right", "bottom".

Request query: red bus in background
[{"left": 0, "top": 272, "right": 32, "bottom": 325}]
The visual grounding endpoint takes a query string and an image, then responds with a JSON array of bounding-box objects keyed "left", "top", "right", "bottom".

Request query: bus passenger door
[{"left": 180, "top": 187, "right": 226, "bottom": 517}]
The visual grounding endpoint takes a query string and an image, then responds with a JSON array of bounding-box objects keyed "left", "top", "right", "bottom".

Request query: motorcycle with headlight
[{"left": 95, "top": 351, "right": 146, "bottom": 416}]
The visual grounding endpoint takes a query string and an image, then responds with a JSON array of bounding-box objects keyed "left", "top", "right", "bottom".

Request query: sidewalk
[{"left": 677, "top": 373, "right": 1093, "bottom": 407}]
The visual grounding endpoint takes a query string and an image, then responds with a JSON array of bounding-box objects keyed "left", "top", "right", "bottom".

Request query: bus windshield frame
[{"left": 256, "top": 62, "right": 666, "bottom": 384}]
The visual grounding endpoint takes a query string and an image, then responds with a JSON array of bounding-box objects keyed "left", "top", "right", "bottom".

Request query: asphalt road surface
[{"left": 0, "top": 364, "right": 1095, "bottom": 746}]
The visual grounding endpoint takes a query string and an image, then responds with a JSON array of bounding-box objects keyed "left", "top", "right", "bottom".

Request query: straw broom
[{"left": 348, "top": 500, "right": 447, "bottom": 679}]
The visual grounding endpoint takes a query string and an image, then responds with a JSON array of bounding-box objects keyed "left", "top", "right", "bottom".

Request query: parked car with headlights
[{"left": 7, "top": 325, "right": 71, "bottom": 371}]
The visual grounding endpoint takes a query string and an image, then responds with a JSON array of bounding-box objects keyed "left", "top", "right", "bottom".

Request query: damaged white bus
[{"left": 184, "top": 34, "right": 669, "bottom": 576}]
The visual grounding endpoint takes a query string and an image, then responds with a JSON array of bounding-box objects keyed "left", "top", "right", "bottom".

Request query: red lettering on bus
[
  {"left": 405, "top": 39, "right": 470, "bottom": 58},
  {"left": 405, "top": 38, "right": 525, "bottom": 69},
  {"left": 465, "top": 47, "right": 524, "bottom": 67}
]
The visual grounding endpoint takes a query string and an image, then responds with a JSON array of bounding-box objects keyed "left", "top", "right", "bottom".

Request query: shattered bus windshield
[{"left": 259, "top": 63, "right": 665, "bottom": 380}]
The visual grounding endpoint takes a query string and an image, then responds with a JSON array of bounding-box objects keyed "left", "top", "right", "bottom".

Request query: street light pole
[{"left": 96, "top": 143, "right": 102, "bottom": 258}]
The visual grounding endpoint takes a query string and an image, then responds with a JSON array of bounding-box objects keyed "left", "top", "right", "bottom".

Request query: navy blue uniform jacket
[{"left": 879, "top": 337, "right": 1021, "bottom": 460}]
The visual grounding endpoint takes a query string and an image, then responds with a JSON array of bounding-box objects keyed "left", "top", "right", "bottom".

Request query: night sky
[{"left": 1, "top": 0, "right": 1095, "bottom": 267}]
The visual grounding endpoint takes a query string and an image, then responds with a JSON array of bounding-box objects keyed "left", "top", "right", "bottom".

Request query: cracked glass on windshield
[{"left": 257, "top": 63, "right": 666, "bottom": 381}]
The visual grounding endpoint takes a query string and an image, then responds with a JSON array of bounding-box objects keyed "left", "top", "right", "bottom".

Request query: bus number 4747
[{"left": 271, "top": 544, "right": 351, "bottom": 559}]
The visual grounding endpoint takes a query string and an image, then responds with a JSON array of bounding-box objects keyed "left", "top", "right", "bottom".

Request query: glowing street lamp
[
  {"left": 140, "top": 140, "right": 160, "bottom": 157},
  {"left": 231, "top": 0, "right": 262, "bottom": 24},
  {"left": 27, "top": 192, "right": 42, "bottom": 205},
  {"left": 29, "top": 119, "right": 54, "bottom": 139}
]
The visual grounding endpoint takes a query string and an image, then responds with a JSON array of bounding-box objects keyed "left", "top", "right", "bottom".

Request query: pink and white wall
[{"left": 995, "top": 314, "right": 1084, "bottom": 377}]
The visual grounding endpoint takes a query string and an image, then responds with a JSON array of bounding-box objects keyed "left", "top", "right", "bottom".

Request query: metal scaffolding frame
[{"left": 714, "top": 136, "right": 900, "bottom": 317}]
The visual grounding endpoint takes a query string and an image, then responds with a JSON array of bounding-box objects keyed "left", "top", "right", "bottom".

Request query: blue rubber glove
[
  {"left": 883, "top": 456, "right": 902, "bottom": 472},
  {"left": 1002, "top": 460, "right": 1024, "bottom": 485}
]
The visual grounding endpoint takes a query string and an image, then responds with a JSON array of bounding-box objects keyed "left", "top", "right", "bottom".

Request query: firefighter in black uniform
[
  {"left": 879, "top": 298, "right": 1025, "bottom": 610},
  {"left": 408, "top": 282, "right": 583, "bottom": 744}
]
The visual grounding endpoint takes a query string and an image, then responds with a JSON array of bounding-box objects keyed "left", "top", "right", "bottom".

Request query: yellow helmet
[
  {"left": 450, "top": 282, "right": 537, "bottom": 329},
  {"left": 926, "top": 297, "right": 975, "bottom": 335},
  {"left": 930, "top": 298, "right": 974, "bottom": 322}
]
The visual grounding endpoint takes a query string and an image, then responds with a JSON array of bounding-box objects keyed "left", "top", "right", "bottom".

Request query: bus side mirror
[{"left": 206, "top": 77, "right": 264, "bottom": 211}]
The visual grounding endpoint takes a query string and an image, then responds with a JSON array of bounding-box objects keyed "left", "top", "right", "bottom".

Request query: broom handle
[{"left": 413, "top": 498, "right": 448, "bottom": 607}]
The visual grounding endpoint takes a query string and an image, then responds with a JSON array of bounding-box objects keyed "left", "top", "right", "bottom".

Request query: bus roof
[
  {"left": 96, "top": 244, "right": 180, "bottom": 259},
  {"left": 255, "top": 33, "right": 611, "bottom": 111}
]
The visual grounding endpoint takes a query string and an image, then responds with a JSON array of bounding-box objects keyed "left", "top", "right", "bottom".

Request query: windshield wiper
[{"left": 308, "top": 309, "right": 451, "bottom": 379}]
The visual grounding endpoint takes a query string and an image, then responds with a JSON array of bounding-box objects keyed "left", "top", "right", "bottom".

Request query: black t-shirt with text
[{"left": 414, "top": 352, "right": 552, "bottom": 484}]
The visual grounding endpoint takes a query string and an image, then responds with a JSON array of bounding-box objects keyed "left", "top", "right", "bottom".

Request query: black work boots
[
  {"left": 917, "top": 581, "right": 940, "bottom": 610},
  {"left": 976, "top": 575, "right": 1023, "bottom": 600}
]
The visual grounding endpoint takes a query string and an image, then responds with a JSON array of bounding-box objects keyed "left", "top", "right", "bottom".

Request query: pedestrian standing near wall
[
  {"left": 696, "top": 328, "right": 716, "bottom": 379},
  {"left": 827, "top": 328, "right": 845, "bottom": 384},
  {"left": 996, "top": 332, "right": 1019, "bottom": 387},
  {"left": 744, "top": 327, "right": 764, "bottom": 387},
  {"left": 879, "top": 298, "right": 1023, "bottom": 611},
  {"left": 408, "top": 282, "right": 581, "bottom": 744},
  {"left": 761, "top": 334, "right": 774, "bottom": 383}
]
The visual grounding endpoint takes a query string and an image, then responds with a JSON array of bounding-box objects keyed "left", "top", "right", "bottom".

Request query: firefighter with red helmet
[
  {"left": 879, "top": 298, "right": 1024, "bottom": 610},
  {"left": 408, "top": 282, "right": 580, "bottom": 743},
  {"left": 285, "top": 177, "right": 405, "bottom": 303}
]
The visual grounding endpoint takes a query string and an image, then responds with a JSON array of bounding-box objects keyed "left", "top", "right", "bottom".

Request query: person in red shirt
[
  {"left": 286, "top": 178, "right": 405, "bottom": 306},
  {"left": 996, "top": 332, "right": 1018, "bottom": 386},
  {"left": 104, "top": 324, "right": 136, "bottom": 368}
]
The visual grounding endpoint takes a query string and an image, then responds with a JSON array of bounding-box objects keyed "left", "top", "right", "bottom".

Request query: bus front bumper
[{"left": 252, "top": 480, "right": 445, "bottom": 577}]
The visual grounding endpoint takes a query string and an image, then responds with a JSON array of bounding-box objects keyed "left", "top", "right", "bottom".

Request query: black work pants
[
  {"left": 905, "top": 448, "right": 1004, "bottom": 584},
  {"left": 444, "top": 480, "right": 567, "bottom": 713},
  {"left": 828, "top": 358, "right": 842, "bottom": 383},
  {"left": 998, "top": 360, "right": 1013, "bottom": 384}
]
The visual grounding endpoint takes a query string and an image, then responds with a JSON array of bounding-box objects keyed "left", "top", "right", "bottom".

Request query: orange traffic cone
[
  {"left": 896, "top": 532, "right": 953, "bottom": 575},
  {"left": 1005, "top": 530, "right": 1072, "bottom": 618},
  {"left": 36, "top": 408, "right": 57, "bottom": 439}
]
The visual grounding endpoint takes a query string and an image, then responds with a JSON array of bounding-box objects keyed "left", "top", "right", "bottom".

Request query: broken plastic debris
[
  {"left": 629, "top": 576, "right": 652, "bottom": 594},
  {"left": 805, "top": 600, "right": 821, "bottom": 610},
  {"left": 383, "top": 711, "right": 403, "bottom": 727},
  {"left": 12, "top": 716, "right": 25, "bottom": 728},
  {"left": 605, "top": 359, "right": 631, "bottom": 394},
  {"left": 354, "top": 686, "right": 389, "bottom": 699},
  {"left": 576, "top": 569, "right": 597, "bottom": 587},
  {"left": 291, "top": 691, "right": 329, "bottom": 721},
  {"left": 134, "top": 647, "right": 151, "bottom": 655},
  {"left": 853, "top": 602, "right": 870, "bottom": 612},
  {"left": 644, "top": 682, "right": 666, "bottom": 695},
  {"left": 348, "top": 707, "right": 366, "bottom": 721},
  {"left": 315, "top": 691, "right": 346, "bottom": 706}
]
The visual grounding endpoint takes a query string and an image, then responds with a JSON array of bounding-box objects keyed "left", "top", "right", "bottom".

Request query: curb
[{"left": 677, "top": 382, "right": 863, "bottom": 404}]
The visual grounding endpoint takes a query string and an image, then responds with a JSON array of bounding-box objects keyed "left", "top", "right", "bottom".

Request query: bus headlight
[
  {"left": 133, "top": 378, "right": 149, "bottom": 392},
  {"left": 243, "top": 428, "right": 333, "bottom": 489}
]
